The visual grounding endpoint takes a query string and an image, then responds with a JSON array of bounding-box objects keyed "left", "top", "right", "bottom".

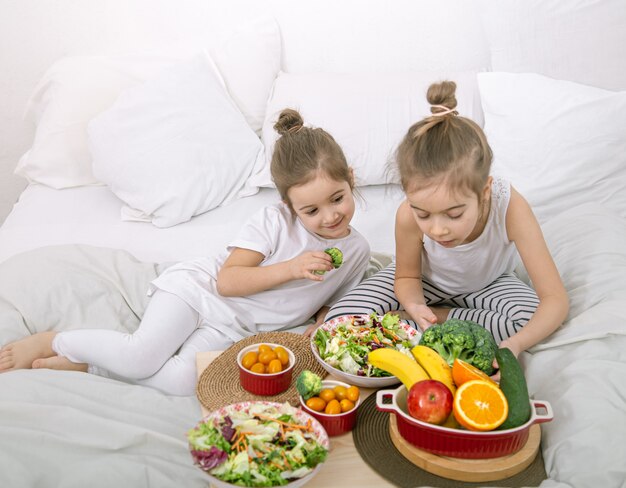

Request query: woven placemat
[
  {"left": 196, "top": 331, "right": 327, "bottom": 412},
  {"left": 353, "top": 393, "right": 547, "bottom": 488}
]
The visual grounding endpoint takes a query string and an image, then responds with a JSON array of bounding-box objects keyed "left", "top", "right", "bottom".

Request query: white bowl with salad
[
  {"left": 310, "top": 313, "right": 421, "bottom": 388},
  {"left": 188, "top": 401, "right": 329, "bottom": 488}
]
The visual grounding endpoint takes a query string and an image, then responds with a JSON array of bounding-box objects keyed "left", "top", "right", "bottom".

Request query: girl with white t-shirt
[{"left": 0, "top": 109, "right": 370, "bottom": 395}]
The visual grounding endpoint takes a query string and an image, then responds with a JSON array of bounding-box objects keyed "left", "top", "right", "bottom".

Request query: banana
[
  {"left": 368, "top": 348, "right": 429, "bottom": 389},
  {"left": 411, "top": 345, "right": 456, "bottom": 394}
]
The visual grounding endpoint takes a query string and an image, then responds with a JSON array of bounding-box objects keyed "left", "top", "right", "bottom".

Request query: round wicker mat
[
  {"left": 196, "top": 331, "right": 327, "bottom": 413},
  {"left": 353, "top": 393, "right": 547, "bottom": 488}
]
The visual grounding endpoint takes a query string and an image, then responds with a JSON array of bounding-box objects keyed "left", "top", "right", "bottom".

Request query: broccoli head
[
  {"left": 418, "top": 319, "right": 497, "bottom": 375},
  {"left": 314, "top": 248, "right": 343, "bottom": 275},
  {"left": 296, "top": 370, "right": 323, "bottom": 400}
]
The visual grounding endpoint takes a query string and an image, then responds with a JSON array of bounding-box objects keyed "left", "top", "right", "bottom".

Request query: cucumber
[{"left": 496, "top": 347, "right": 531, "bottom": 430}]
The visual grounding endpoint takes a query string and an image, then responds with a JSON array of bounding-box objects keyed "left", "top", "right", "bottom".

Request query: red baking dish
[
  {"left": 237, "top": 343, "right": 296, "bottom": 396},
  {"left": 299, "top": 380, "right": 361, "bottom": 437},
  {"left": 376, "top": 384, "right": 553, "bottom": 459}
]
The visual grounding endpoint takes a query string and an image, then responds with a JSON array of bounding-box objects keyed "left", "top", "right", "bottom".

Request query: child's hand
[
  {"left": 490, "top": 339, "right": 522, "bottom": 382},
  {"left": 289, "top": 251, "right": 334, "bottom": 281},
  {"left": 406, "top": 304, "right": 438, "bottom": 332}
]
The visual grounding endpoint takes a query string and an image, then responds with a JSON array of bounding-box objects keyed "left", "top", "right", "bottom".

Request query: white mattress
[{"left": 0, "top": 183, "right": 405, "bottom": 264}]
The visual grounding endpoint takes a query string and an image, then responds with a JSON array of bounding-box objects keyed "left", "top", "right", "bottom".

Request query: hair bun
[
  {"left": 274, "top": 108, "right": 304, "bottom": 135},
  {"left": 427, "top": 81, "right": 458, "bottom": 115}
]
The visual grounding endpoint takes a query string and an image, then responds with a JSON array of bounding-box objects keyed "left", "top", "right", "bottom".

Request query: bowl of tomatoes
[
  {"left": 298, "top": 379, "right": 361, "bottom": 436},
  {"left": 237, "top": 343, "right": 296, "bottom": 396}
]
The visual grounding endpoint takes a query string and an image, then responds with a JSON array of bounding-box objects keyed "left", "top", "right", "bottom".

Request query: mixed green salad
[
  {"left": 313, "top": 313, "right": 419, "bottom": 377},
  {"left": 188, "top": 402, "right": 328, "bottom": 487}
]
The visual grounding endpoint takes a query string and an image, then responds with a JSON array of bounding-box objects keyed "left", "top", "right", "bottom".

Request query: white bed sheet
[{"left": 0, "top": 183, "right": 404, "bottom": 265}]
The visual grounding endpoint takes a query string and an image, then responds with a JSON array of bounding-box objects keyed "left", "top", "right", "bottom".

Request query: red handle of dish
[
  {"left": 530, "top": 399, "right": 554, "bottom": 424},
  {"left": 375, "top": 389, "right": 397, "bottom": 413}
]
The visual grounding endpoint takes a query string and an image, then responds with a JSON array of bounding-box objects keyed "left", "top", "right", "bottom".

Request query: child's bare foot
[
  {"left": 0, "top": 332, "right": 57, "bottom": 372},
  {"left": 32, "top": 355, "right": 88, "bottom": 372}
]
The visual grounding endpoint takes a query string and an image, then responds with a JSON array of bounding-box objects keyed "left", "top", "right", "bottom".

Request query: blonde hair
[
  {"left": 395, "top": 81, "right": 492, "bottom": 199},
  {"left": 271, "top": 108, "right": 353, "bottom": 206}
]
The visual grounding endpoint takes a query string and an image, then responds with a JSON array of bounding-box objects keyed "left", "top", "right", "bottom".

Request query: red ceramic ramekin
[
  {"left": 299, "top": 380, "right": 360, "bottom": 437},
  {"left": 376, "top": 384, "right": 553, "bottom": 459},
  {"left": 237, "top": 343, "right": 296, "bottom": 396}
]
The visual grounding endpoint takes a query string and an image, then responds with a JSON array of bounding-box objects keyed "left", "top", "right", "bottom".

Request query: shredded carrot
[{"left": 256, "top": 414, "right": 314, "bottom": 431}]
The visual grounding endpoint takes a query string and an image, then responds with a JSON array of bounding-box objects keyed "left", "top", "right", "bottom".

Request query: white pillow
[
  {"left": 16, "top": 16, "right": 280, "bottom": 189},
  {"left": 15, "top": 53, "right": 184, "bottom": 188},
  {"left": 248, "top": 71, "right": 483, "bottom": 189},
  {"left": 210, "top": 15, "right": 281, "bottom": 135},
  {"left": 478, "top": 72, "right": 626, "bottom": 224},
  {"left": 481, "top": 0, "right": 626, "bottom": 91},
  {"left": 89, "top": 52, "right": 263, "bottom": 228}
]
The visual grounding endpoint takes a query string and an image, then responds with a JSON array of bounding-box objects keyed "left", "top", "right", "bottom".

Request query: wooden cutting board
[{"left": 388, "top": 414, "right": 541, "bottom": 482}]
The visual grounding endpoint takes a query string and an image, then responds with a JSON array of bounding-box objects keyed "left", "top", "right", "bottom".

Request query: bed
[{"left": 1, "top": 1, "right": 626, "bottom": 487}]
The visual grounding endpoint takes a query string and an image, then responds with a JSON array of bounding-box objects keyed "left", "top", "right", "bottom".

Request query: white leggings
[
  {"left": 326, "top": 264, "right": 539, "bottom": 343},
  {"left": 52, "top": 290, "right": 233, "bottom": 396}
]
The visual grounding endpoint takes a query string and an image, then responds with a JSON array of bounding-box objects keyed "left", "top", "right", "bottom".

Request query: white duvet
[{"left": 1, "top": 203, "right": 625, "bottom": 487}]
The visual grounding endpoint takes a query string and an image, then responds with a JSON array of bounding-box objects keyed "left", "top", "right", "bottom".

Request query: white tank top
[{"left": 421, "top": 177, "right": 518, "bottom": 295}]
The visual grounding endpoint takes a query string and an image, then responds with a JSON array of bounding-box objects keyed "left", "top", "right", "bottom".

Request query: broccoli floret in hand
[
  {"left": 314, "top": 248, "right": 343, "bottom": 275},
  {"left": 296, "top": 370, "right": 323, "bottom": 400},
  {"left": 419, "top": 319, "right": 497, "bottom": 375},
  {"left": 325, "top": 247, "right": 343, "bottom": 269}
]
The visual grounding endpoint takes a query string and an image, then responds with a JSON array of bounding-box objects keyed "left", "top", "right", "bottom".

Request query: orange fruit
[
  {"left": 305, "top": 397, "right": 326, "bottom": 412},
  {"left": 241, "top": 351, "right": 258, "bottom": 370},
  {"left": 346, "top": 385, "right": 360, "bottom": 402},
  {"left": 319, "top": 388, "right": 336, "bottom": 403},
  {"left": 324, "top": 399, "right": 341, "bottom": 415},
  {"left": 339, "top": 399, "right": 355, "bottom": 412},
  {"left": 453, "top": 379, "right": 508, "bottom": 431},
  {"left": 250, "top": 362, "right": 266, "bottom": 374},
  {"left": 267, "top": 359, "right": 283, "bottom": 374},
  {"left": 258, "top": 350, "right": 278, "bottom": 365},
  {"left": 333, "top": 385, "right": 348, "bottom": 401},
  {"left": 274, "top": 346, "right": 290, "bottom": 366},
  {"left": 452, "top": 358, "right": 497, "bottom": 387}
]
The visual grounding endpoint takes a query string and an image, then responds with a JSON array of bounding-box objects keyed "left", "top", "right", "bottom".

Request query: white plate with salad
[
  {"left": 311, "top": 313, "right": 421, "bottom": 388},
  {"left": 187, "top": 401, "right": 329, "bottom": 488}
]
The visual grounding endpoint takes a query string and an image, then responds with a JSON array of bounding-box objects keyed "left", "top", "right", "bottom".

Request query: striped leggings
[{"left": 326, "top": 263, "right": 539, "bottom": 344}]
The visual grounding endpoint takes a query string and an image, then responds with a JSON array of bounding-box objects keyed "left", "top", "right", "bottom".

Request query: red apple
[{"left": 406, "top": 379, "right": 453, "bottom": 425}]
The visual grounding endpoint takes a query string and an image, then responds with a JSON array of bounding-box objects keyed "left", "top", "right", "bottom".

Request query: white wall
[{"left": 0, "top": 0, "right": 267, "bottom": 224}]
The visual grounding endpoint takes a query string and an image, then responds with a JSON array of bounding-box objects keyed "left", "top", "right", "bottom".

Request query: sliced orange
[
  {"left": 452, "top": 379, "right": 508, "bottom": 431},
  {"left": 452, "top": 358, "right": 497, "bottom": 387}
]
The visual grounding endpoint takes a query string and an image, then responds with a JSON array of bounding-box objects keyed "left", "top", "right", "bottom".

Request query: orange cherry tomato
[
  {"left": 324, "top": 399, "right": 341, "bottom": 415},
  {"left": 274, "top": 346, "right": 290, "bottom": 366},
  {"left": 258, "top": 350, "right": 278, "bottom": 365},
  {"left": 333, "top": 385, "right": 348, "bottom": 401},
  {"left": 250, "top": 362, "right": 265, "bottom": 374},
  {"left": 339, "top": 399, "right": 355, "bottom": 413},
  {"left": 318, "top": 388, "right": 336, "bottom": 403},
  {"left": 346, "top": 385, "right": 360, "bottom": 403},
  {"left": 257, "top": 344, "right": 272, "bottom": 354},
  {"left": 241, "top": 351, "right": 258, "bottom": 370},
  {"left": 305, "top": 397, "right": 327, "bottom": 412},
  {"left": 267, "top": 359, "right": 283, "bottom": 374}
]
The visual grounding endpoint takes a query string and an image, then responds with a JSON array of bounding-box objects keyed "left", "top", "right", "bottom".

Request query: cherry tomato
[
  {"left": 258, "top": 350, "right": 278, "bottom": 365},
  {"left": 305, "top": 397, "right": 327, "bottom": 412},
  {"left": 318, "top": 388, "right": 336, "bottom": 403},
  {"left": 324, "top": 399, "right": 341, "bottom": 415},
  {"left": 267, "top": 359, "right": 283, "bottom": 374},
  {"left": 241, "top": 351, "right": 258, "bottom": 370},
  {"left": 274, "top": 346, "right": 289, "bottom": 366},
  {"left": 340, "top": 399, "right": 355, "bottom": 412},
  {"left": 346, "top": 385, "right": 360, "bottom": 403},
  {"left": 257, "top": 344, "right": 272, "bottom": 354},
  {"left": 333, "top": 385, "right": 348, "bottom": 401},
  {"left": 250, "top": 362, "right": 265, "bottom": 374}
]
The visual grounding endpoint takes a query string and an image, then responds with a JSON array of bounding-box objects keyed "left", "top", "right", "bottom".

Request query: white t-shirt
[
  {"left": 421, "top": 177, "right": 519, "bottom": 295},
  {"left": 150, "top": 202, "right": 370, "bottom": 340}
]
